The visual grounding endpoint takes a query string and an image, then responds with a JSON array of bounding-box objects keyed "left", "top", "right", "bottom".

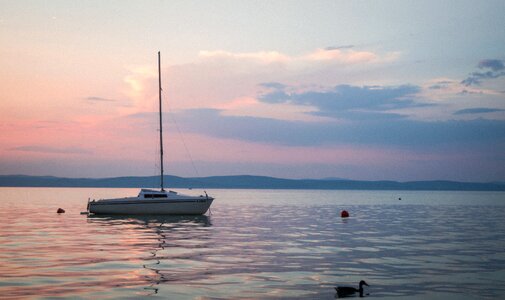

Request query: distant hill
[{"left": 1, "top": 174, "right": 504, "bottom": 191}]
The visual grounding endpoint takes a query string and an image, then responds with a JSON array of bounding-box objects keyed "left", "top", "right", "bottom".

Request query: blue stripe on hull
[{"left": 90, "top": 199, "right": 211, "bottom": 206}]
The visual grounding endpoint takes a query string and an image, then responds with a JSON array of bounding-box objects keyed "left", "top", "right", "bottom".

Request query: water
[{"left": 1, "top": 188, "right": 505, "bottom": 299}]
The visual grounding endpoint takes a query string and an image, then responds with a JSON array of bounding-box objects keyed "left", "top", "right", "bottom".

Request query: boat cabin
[{"left": 138, "top": 189, "right": 177, "bottom": 199}]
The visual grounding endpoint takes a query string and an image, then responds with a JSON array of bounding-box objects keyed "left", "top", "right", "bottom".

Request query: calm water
[{"left": 1, "top": 188, "right": 505, "bottom": 299}]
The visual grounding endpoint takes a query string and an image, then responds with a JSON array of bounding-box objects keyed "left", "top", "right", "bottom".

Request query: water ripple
[{"left": 1, "top": 189, "right": 505, "bottom": 299}]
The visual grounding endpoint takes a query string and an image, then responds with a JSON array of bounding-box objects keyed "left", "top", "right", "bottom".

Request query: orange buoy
[
  {"left": 341, "top": 210, "right": 349, "bottom": 218},
  {"left": 57, "top": 208, "right": 65, "bottom": 214}
]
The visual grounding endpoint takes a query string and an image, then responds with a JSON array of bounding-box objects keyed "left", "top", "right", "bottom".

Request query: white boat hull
[{"left": 88, "top": 195, "right": 213, "bottom": 215}]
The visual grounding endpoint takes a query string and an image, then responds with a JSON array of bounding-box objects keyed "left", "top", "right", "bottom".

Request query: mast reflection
[{"left": 86, "top": 214, "right": 213, "bottom": 295}]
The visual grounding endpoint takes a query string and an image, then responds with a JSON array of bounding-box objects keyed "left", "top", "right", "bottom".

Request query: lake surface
[{"left": 1, "top": 188, "right": 505, "bottom": 299}]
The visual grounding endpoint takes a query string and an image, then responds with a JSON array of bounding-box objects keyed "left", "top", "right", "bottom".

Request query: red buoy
[
  {"left": 341, "top": 210, "right": 349, "bottom": 218},
  {"left": 57, "top": 208, "right": 65, "bottom": 214}
]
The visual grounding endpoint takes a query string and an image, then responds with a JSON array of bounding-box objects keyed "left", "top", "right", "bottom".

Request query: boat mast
[{"left": 158, "top": 51, "right": 165, "bottom": 191}]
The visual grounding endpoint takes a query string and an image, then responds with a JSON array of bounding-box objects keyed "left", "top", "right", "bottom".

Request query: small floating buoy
[
  {"left": 57, "top": 208, "right": 65, "bottom": 214},
  {"left": 398, "top": 197, "right": 402, "bottom": 200},
  {"left": 341, "top": 210, "right": 349, "bottom": 218}
]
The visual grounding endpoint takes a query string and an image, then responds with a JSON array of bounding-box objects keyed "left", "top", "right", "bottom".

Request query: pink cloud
[
  {"left": 199, "top": 48, "right": 397, "bottom": 66},
  {"left": 9, "top": 47, "right": 488, "bottom": 180},
  {"left": 304, "top": 48, "right": 378, "bottom": 63}
]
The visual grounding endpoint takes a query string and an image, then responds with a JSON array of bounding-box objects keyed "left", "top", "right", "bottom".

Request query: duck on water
[{"left": 335, "top": 280, "right": 369, "bottom": 298}]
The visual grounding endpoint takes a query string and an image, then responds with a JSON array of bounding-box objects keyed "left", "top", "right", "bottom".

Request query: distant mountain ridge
[{"left": 1, "top": 174, "right": 504, "bottom": 191}]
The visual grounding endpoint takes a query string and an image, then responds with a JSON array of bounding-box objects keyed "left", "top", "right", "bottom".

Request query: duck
[{"left": 335, "top": 280, "right": 369, "bottom": 298}]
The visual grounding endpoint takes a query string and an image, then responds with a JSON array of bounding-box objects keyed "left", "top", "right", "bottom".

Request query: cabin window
[{"left": 144, "top": 194, "right": 167, "bottom": 198}]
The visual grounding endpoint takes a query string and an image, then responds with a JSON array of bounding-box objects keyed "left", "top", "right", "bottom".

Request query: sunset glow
[{"left": 1, "top": 1, "right": 504, "bottom": 181}]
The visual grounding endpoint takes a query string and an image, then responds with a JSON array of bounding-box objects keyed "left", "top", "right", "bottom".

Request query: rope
[{"left": 162, "top": 90, "right": 202, "bottom": 181}]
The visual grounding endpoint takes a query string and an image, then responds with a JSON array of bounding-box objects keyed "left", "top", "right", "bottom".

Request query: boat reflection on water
[
  {"left": 86, "top": 214, "right": 213, "bottom": 295},
  {"left": 86, "top": 214, "right": 212, "bottom": 227}
]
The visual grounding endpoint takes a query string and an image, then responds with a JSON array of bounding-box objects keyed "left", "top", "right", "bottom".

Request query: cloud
[
  {"left": 454, "top": 107, "right": 505, "bottom": 115},
  {"left": 478, "top": 59, "right": 505, "bottom": 71},
  {"left": 135, "top": 47, "right": 403, "bottom": 115},
  {"left": 170, "top": 108, "right": 505, "bottom": 149},
  {"left": 458, "top": 89, "right": 483, "bottom": 95},
  {"left": 304, "top": 48, "right": 379, "bottom": 63},
  {"left": 259, "top": 82, "right": 287, "bottom": 89},
  {"left": 429, "top": 84, "right": 445, "bottom": 90},
  {"left": 259, "top": 83, "right": 427, "bottom": 120},
  {"left": 428, "top": 80, "right": 454, "bottom": 90},
  {"left": 84, "top": 96, "right": 115, "bottom": 102},
  {"left": 199, "top": 47, "right": 397, "bottom": 66},
  {"left": 325, "top": 45, "right": 354, "bottom": 50},
  {"left": 199, "top": 50, "right": 291, "bottom": 64},
  {"left": 461, "top": 59, "right": 505, "bottom": 86},
  {"left": 9, "top": 145, "right": 92, "bottom": 154}
]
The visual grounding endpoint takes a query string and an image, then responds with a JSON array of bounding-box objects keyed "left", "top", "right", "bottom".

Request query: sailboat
[{"left": 87, "top": 52, "right": 214, "bottom": 215}]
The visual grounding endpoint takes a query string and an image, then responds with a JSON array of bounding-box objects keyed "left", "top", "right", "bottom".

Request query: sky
[{"left": 1, "top": 0, "right": 505, "bottom": 182}]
